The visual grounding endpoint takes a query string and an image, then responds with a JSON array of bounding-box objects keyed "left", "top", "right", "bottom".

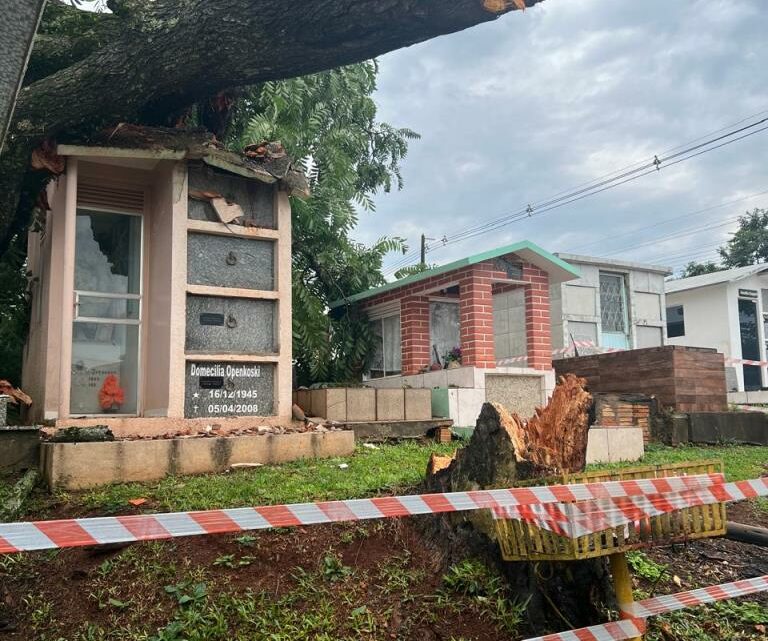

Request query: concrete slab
[
  {"left": 310, "top": 388, "right": 347, "bottom": 421},
  {"left": 0, "top": 426, "right": 40, "bottom": 472},
  {"left": 585, "top": 429, "right": 609, "bottom": 464},
  {"left": 586, "top": 428, "right": 644, "bottom": 463},
  {"left": 346, "top": 388, "right": 376, "bottom": 422},
  {"left": 689, "top": 412, "right": 767, "bottom": 445},
  {"left": 404, "top": 389, "right": 432, "bottom": 420},
  {"left": 296, "top": 389, "right": 311, "bottom": 414},
  {"left": 376, "top": 389, "right": 405, "bottom": 421},
  {"left": 349, "top": 419, "right": 452, "bottom": 442},
  {"left": 455, "top": 388, "right": 485, "bottom": 428},
  {"left": 41, "top": 431, "right": 355, "bottom": 490},
  {"left": 608, "top": 427, "right": 644, "bottom": 462}
]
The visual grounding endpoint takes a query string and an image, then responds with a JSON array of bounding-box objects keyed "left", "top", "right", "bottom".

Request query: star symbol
[{"left": 193, "top": 392, "right": 200, "bottom": 398}]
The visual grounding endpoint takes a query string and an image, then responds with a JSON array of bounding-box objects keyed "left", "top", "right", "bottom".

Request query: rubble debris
[
  {"left": 0, "top": 380, "right": 32, "bottom": 406},
  {"left": 48, "top": 426, "right": 115, "bottom": 443},
  {"left": 30, "top": 138, "right": 65, "bottom": 174},
  {"left": 292, "top": 404, "right": 306, "bottom": 422}
]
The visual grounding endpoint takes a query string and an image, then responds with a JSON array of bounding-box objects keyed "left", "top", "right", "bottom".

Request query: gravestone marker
[{"left": 185, "top": 362, "right": 274, "bottom": 418}]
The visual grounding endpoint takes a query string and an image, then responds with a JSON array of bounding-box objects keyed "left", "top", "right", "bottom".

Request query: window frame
[
  {"left": 367, "top": 313, "right": 402, "bottom": 379},
  {"left": 666, "top": 304, "right": 685, "bottom": 338}
]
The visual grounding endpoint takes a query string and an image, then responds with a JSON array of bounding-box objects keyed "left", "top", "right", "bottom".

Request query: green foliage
[
  {"left": 0, "top": 234, "right": 30, "bottom": 385},
  {"left": 229, "top": 61, "right": 418, "bottom": 384},
  {"left": 394, "top": 262, "right": 437, "bottom": 280},
  {"left": 441, "top": 559, "right": 527, "bottom": 635},
  {"left": 719, "top": 208, "right": 768, "bottom": 267},
  {"left": 626, "top": 551, "right": 667, "bottom": 583},
  {"left": 320, "top": 552, "right": 352, "bottom": 582},
  {"left": 679, "top": 208, "right": 768, "bottom": 278},
  {"left": 443, "top": 559, "right": 502, "bottom": 597},
  {"left": 681, "top": 260, "right": 722, "bottom": 277}
]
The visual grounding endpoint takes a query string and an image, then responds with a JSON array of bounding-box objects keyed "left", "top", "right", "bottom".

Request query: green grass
[
  {"left": 589, "top": 442, "right": 768, "bottom": 481},
  {"left": 41, "top": 442, "right": 457, "bottom": 516},
  {"left": 29, "top": 441, "right": 768, "bottom": 519}
]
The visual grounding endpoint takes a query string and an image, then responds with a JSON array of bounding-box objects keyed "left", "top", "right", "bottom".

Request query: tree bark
[
  {"left": 1, "top": 0, "right": 544, "bottom": 250},
  {"left": 423, "top": 394, "right": 615, "bottom": 634}
]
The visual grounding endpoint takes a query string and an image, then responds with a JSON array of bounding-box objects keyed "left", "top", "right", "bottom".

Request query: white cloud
[{"left": 355, "top": 0, "right": 768, "bottom": 275}]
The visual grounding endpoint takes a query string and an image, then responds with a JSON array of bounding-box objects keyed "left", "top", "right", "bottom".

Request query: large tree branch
[{"left": 1, "top": 0, "right": 543, "bottom": 249}]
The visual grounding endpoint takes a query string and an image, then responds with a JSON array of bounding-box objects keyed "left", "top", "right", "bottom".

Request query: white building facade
[
  {"left": 665, "top": 264, "right": 768, "bottom": 393},
  {"left": 551, "top": 254, "right": 672, "bottom": 355}
]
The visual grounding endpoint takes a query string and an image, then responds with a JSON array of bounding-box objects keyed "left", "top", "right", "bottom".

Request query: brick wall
[
  {"left": 361, "top": 254, "right": 553, "bottom": 375},
  {"left": 554, "top": 346, "right": 727, "bottom": 412}
]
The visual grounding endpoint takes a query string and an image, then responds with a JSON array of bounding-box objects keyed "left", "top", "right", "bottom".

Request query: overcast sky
[{"left": 359, "top": 0, "right": 768, "bottom": 278}]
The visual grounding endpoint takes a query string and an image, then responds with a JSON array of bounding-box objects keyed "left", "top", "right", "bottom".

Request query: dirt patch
[{"left": 0, "top": 519, "right": 515, "bottom": 640}]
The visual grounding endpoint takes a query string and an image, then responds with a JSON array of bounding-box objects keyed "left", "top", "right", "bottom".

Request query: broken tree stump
[{"left": 423, "top": 374, "right": 614, "bottom": 633}]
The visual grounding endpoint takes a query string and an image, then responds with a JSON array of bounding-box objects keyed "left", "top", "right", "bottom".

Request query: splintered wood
[{"left": 507, "top": 373, "right": 591, "bottom": 474}]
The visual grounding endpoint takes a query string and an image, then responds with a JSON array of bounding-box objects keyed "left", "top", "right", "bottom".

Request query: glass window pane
[
  {"left": 75, "top": 210, "right": 142, "bottom": 295},
  {"left": 599, "top": 273, "right": 626, "bottom": 333},
  {"left": 369, "top": 319, "right": 385, "bottom": 378},
  {"left": 666, "top": 305, "right": 685, "bottom": 338},
  {"left": 430, "top": 302, "right": 460, "bottom": 365},
  {"left": 77, "top": 296, "right": 139, "bottom": 320},
  {"left": 70, "top": 322, "right": 139, "bottom": 414},
  {"left": 382, "top": 315, "right": 401, "bottom": 376}
]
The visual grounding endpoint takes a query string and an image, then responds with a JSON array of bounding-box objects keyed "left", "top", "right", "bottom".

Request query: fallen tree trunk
[
  {"left": 1, "top": 0, "right": 545, "bottom": 251},
  {"left": 423, "top": 375, "right": 615, "bottom": 633},
  {"left": 726, "top": 521, "right": 768, "bottom": 548}
]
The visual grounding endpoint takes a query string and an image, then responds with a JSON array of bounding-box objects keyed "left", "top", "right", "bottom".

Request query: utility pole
[{"left": 420, "top": 234, "right": 427, "bottom": 266}]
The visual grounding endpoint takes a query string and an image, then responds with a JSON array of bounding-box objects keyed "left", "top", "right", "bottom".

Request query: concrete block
[
  {"left": 401, "top": 374, "right": 425, "bottom": 389},
  {"left": 0, "top": 396, "right": 8, "bottom": 427},
  {"left": 607, "top": 427, "right": 644, "bottom": 462},
  {"left": 376, "top": 388, "right": 405, "bottom": 421},
  {"left": 689, "top": 412, "right": 767, "bottom": 445},
  {"left": 585, "top": 429, "right": 610, "bottom": 464},
  {"left": 41, "top": 431, "right": 355, "bottom": 490},
  {"left": 456, "top": 388, "right": 485, "bottom": 427},
  {"left": 445, "top": 366, "right": 476, "bottom": 389},
  {"left": 422, "top": 369, "right": 448, "bottom": 389},
  {"left": 296, "top": 389, "right": 311, "bottom": 414},
  {"left": 309, "top": 388, "right": 347, "bottom": 421},
  {"left": 350, "top": 419, "right": 451, "bottom": 441},
  {"left": 405, "top": 389, "right": 432, "bottom": 420},
  {"left": 346, "top": 388, "right": 376, "bottom": 422},
  {"left": 0, "top": 426, "right": 40, "bottom": 472},
  {"left": 431, "top": 388, "right": 450, "bottom": 419}
]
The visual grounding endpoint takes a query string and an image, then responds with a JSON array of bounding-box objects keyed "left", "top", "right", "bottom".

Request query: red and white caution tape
[
  {"left": 726, "top": 356, "right": 768, "bottom": 367},
  {"left": 523, "top": 618, "right": 646, "bottom": 641},
  {"left": 522, "top": 575, "right": 768, "bottom": 641},
  {"left": 496, "top": 341, "right": 625, "bottom": 366},
  {"left": 494, "top": 477, "right": 768, "bottom": 539},
  {"left": 0, "top": 474, "right": 725, "bottom": 554},
  {"left": 628, "top": 574, "right": 768, "bottom": 619}
]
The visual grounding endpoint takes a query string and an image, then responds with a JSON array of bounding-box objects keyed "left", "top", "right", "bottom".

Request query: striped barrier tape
[
  {"left": 523, "top": 575, "right": 768, "bottom": 641},
  {"left": 523, "top": 618, "right": 645, "bottom": 641},
  {"left": 0, "top": 474, "right": 727, "bottom": 554},
  {"left": 726, "top": 356, "right": 768, "bottom": 367},
  {"left": 494, "top": 477, "right": 768, "bottom": 538},
  {"left": 496, "top": 341, "right": 625, "bottom": 366}
]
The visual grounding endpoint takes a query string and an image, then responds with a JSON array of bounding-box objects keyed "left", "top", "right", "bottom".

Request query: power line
[
  {"left": 383, "top": 112, "right": 768, "bottom": 275},
  {"left": 565, "top": 189, "right": 768, "bottom": 253}
]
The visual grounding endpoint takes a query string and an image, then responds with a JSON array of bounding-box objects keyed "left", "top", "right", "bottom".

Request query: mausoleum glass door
[
  {"left": 599, "top": 272, "right": 630, "bottom": 349},
  {"left": 70, "top": 209, "right": 142, "bottom": 415}
]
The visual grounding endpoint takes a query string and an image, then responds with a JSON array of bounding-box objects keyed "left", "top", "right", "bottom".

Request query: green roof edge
[{"left": 329, "top": 240, "right": 580, "bottom": 308}]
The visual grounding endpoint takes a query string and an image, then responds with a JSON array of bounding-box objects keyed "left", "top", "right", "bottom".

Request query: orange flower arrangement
[{"left": 99, "top": 374, "right": 125, "bottom": 411}]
